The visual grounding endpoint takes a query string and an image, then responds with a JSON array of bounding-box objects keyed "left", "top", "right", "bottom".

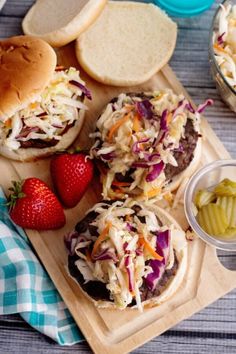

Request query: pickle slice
[
  {"left": 218, "top": 227, "right": 236, "bottom": 239},
  {"left": 217, "top": 196, "right": 236, "bottom": 227},
  {"left": 197, "top": 203, "right": 228, "bottom": 236},
  {"left": 214, "top": 178, "right": 236, "bottom": 197},
  {"left": 194, "top": 189, "right": 216, "bottom": 209}
]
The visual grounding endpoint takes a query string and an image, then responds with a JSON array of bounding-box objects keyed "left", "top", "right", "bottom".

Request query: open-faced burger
[
  {"left": 90, "top": 90, "right": 212, "bottom": 200},
  {"left": 65, "top": 199, "right": 187, "bottom": 311},
  {"left": 0, "top": 36, "right": 91, "bottom": 161}
]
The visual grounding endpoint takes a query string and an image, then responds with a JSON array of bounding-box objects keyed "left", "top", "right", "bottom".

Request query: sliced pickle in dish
[
  {"left": 217, "top": 196, "right": 236, "bottom": 228},
  {"left": 218, "top": 227, "right": 236, "bottom": 239},
  {"left": 194, "top": 189, "right": 216, "bottom": 209},
  {"left": 214, "top": 178, "right": 236, "bottom": 197},
  {"left": 197, "top": 203, "right": 228, "bottom": 236}
]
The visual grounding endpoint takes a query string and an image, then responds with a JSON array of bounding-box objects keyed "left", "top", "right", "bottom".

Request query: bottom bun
[
  {"left": 0, "top": 110, "right": 85, "bottom": 161},
  {"left": 67, "top": 202, "right": 188, "bottom": 310}
]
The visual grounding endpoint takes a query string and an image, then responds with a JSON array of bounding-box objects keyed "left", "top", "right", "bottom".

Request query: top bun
[
  {"left": 76, "top": 1, "right": 177, "bottom": 86},
  {"left": 22, "top": 0, "right": 107, "bottom": 47},
  {"left": 0, "top": 35, "right": 56, "bottom": 121}
]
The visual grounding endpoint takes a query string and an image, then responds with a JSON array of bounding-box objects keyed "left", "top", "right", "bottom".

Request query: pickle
[
  {"left": 214, "top": 178, "right": 236, "bottom": 197},
  {"left": 219, "top": 227, "right": 236, "bottom": 239},
  {"left": 217, "top": 196, "right": 236, "bottom": 228},
  {"left": 194, "top": 189, "right": 216, "bottom": 209},
  {"left": 197, "top": 203, "right": 228, "bottom": 236}
]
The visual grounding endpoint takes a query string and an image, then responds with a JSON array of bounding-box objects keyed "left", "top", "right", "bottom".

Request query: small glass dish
[
  {"left": 209, "top": 0, "right": 236, "bottom": 113},
  {"left": 184, "top": 159, "right": 236, "bottom": 251}
]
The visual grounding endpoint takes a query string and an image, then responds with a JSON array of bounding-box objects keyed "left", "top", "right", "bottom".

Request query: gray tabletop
[{"left": 1, "top": 0, "right": 236, "bottom": 353}]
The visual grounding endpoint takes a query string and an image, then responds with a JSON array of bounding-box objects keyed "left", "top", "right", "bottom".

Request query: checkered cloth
[{"left": 0, "top": 188, "right": 83, "bottom": 345}]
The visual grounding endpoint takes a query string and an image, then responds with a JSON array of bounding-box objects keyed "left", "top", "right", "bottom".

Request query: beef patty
[
  {"left": 96, "top": 93, "right": 198, "bottom": 184},
  {"left": 19, "top": 121, "right": 75, "bottom": 149},
  {"left": 67, "top": 202, "right": 178, "bottom": 305}
]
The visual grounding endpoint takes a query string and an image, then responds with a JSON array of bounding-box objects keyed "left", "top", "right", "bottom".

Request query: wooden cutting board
[{"left": 1, "top": 43, "right": 236, "bottom": 354}]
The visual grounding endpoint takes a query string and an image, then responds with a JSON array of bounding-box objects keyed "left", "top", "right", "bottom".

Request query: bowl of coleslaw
[{"left": 209, "top": 0, "right": 236, "bottom": 112}]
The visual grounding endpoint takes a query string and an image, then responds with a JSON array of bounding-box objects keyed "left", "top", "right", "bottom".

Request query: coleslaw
[
  {"left": 0, "top": 67, "right": 91, "bottom": 150},
  {"left": 213, "top": 3, "right": 236, "bottom": 89}
]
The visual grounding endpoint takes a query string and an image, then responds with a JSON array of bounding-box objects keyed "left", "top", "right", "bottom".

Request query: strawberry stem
[{"left": 7, "top": 180, "right": 25, "bottom": 210}]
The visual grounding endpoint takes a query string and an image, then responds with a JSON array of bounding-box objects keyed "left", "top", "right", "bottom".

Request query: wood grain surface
[{"left": 1, "top": 0, "right": 236, "bottom": 353}]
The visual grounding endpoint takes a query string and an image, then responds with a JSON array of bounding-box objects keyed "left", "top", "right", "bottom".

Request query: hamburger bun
[
  {"left": 76, "top": 1, "right": 177, "bottom": 86},
  {"left": 66, "top": 200, "right": 188, "bottom": 310},
  {"left": 22, "top": 0, "right": 107, "bottom": 47},
  {"left": 0, "top": 35, "right": 56, "bottom": 121}
]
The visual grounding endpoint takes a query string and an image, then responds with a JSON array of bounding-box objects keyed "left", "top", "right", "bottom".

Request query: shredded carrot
[
  {"left": 4, "top": 119, "right": 12, "bottom": 128},
  {"left": 30, "top": 102, "right": 38, "bottom": 109},
  {"left": 167, "top": 112, "right": 173, "bottom": 124},
  {"left": 107, "top": 113, "right": 131, "bottom": 142},
  {"left": 125, "top": 215, "right": 132, "bottom": 222},
  {"left": 163, "top": 192, "right": 173, "bottom": 205},
  {"left": 138, "top": 235, "right": 163, "bottom": 261},
  {"left": 124, "top": 104, "right": 134, "bottom": 111},
  {"left": 132, "top": 113, "right": 141, "bottom": 132},
  {"left": 112, "top": 181, "right": 131, "bottom": 187},
  {"left": 91, "top": 222, "right": 112, "bottom": 258},
  {"left": 213, "top": 43, "right": 227, "bottom": 54},
  {"left": 138, "top": 187, "right": 162, "bottom": 200},
  {"left": 86, "top": 249, "right": 92, "bottom": 262},
  {"left": 113, "top": 188, "right": 125, "bottom": 194}
]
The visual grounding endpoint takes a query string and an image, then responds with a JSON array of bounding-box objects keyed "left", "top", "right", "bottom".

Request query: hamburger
[
  {"left": 65, "top": 199, "right": 187, "bottom": 311},
  {"left": 0, "top": 36, "right": 90, "bottom": 161},
  {"left": 89, "top": 90, "right": 212, "bottom": 201}
]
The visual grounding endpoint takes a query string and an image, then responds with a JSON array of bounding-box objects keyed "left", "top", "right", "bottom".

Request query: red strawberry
[
  {"left": 50, "top": 152, "right": 94, "bottom": 208},
  {"left": 8, "top": 178, "right": 66, "bottom": 230}
]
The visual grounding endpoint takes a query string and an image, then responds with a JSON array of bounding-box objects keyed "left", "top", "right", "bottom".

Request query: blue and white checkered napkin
[{"left": 0, "top": 188, "right": 83, "bottom": 345}]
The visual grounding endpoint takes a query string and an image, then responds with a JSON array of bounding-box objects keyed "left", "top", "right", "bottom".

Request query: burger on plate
[
  {"left": 65, "top": 199, "right": 187, "bottom": 311},
  {"left": 90, "top": 90, "right": 212, "bottom": 200},
  {"left": 0, "top": 35, "right": 90, "bottom": 161}
]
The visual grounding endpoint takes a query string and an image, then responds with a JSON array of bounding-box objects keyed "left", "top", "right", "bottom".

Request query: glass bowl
[
  {"left": 184, "top": 159, "right": 236, "bottom": 251},
  {"left": 209, "top": 0, "right": 236, "bottom": 112}
]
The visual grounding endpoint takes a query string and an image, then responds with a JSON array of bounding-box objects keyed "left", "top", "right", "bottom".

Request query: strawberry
[
  {"left": 8, "top": 178, "right": 66, "bottom": 230},
  {"left": 50, "top": 152, "right": 94, "bottom": 208}
]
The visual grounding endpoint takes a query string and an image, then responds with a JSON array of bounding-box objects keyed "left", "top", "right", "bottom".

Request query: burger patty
[
  {"left": 164, "top": 119, "right": 198, "bottom": 181},
  {"left": 19, "top": 122, "right": 75, "bottom": 149},
  {"left": 67, "top": 202, "right": 178, "bottom": 305}
]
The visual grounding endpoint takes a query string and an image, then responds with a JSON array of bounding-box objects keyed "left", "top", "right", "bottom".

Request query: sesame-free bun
[
  {"left": 76, "top": 1, "right": 177, "bottom": 86},
  {"left": 22, "top": 0, "right": 107, "bottom": 47},
  {"left": 0, "top": 109, "right": 85, "bottom": 162},
  {"left": 0, "top": 35, "right": 56, "bottom": 122}
]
